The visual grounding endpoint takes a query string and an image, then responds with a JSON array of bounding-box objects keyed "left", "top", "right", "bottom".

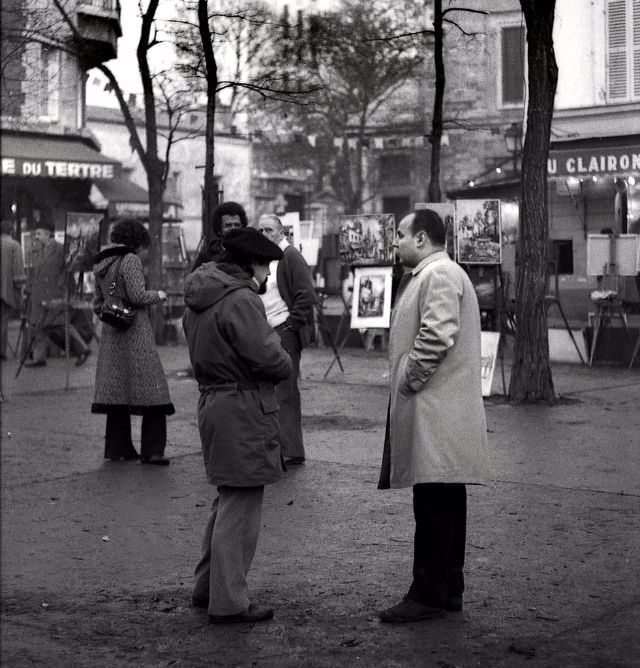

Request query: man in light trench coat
[{"left": 378, "top": 208, "right": 490, "bottom": 623}]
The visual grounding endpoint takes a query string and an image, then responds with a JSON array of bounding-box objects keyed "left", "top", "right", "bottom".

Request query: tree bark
[
  {"left": 427, "top": 0, "right": 444, "bottom": 203},
  {"left": 508, "top": 0, "right": 558, "bottom": 402},
  {"left": 198, "top": 0, "right": 219, "bottom": 245},
  {"left": 137, "top": 0, "right": 166, "bottom": 343}
]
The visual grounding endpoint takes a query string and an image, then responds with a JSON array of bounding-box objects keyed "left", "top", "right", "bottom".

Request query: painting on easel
[{"left": 456, "top": 199, "right": 502, "bottom": 265}]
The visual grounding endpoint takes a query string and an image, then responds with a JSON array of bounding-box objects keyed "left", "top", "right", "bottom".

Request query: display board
[{"left": 586, "top": 234, "right": 638, "bottom": 276}]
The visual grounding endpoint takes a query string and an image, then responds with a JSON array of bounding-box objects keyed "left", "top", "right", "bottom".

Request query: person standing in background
[
  {"left": 257, "top": 214, "right": 317, "bottom": 466},
  {"left": 378, "top": 209, "right": 490, "bottom": 623},
  {"left": 23, "top": 219, "right": 66, "bottom": 367},
  {"left": 92, "top": 218, "right": 174, "bottom": 465},
  {"left": 191, "top": 201, "right": 248, "bottom": 271},
  {"left": 0, "top": 219, "right": 26, "bottom": 360}
]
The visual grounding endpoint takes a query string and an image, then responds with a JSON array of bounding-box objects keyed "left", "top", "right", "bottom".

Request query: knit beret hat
[{"left": 222, "top": 227, "right": 283, "bottom": 262}]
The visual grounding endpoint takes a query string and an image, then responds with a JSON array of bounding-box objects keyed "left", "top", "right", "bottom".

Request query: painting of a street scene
[
  {"left": 338, "top": 213, "right": 395, "bottom": 265},
  {"left": 456, "top": 199, "right": 502, "bottom": 264}
]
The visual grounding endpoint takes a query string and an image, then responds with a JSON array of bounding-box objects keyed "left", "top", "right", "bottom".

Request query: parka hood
[
  {"left": 184, "top": 261, "right": 255, "bottom": 313},
  {"left": 93, "top": 245, "right": 134, "bottom": 279}
]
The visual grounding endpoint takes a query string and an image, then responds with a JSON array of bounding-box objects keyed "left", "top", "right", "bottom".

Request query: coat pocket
[{"left": 258, "top": 383, "right": 279, "bottom": 414}]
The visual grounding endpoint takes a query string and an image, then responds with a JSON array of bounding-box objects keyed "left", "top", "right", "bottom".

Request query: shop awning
[
  {"left": 1, "top": 132, "right": 121, "bottom": 179},
  {"left": 90, "top": 175, "right": 182, "bottom": 221},
  {"left": 93, "top": 176, "right": 148, "bottom": 204}
]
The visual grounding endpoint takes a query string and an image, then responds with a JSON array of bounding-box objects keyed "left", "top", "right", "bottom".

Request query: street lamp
[{"left": 504, "top": 122, "right": 523, "bottom": 173}]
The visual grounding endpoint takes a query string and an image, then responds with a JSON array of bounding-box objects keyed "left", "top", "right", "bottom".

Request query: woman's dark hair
[
  {"left": 110, "top": 218, "right": 151, "bottom": 250},
  {"left": 211, "top": 201, "right": 248, "bottom": 236},
  {"left": 411, "top": 209, "right": 446, "bottom": 246}
]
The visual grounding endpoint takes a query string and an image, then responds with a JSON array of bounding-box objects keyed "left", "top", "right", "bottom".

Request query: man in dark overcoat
[
  {"left": 257, "top": 213, "right": 317, "bottom": 465},
  {"left": 24, "top": 221, "right": 65, "bottom": 366},
  {"left": 183, "top": 227, "right": 292, "bottom": 624}
]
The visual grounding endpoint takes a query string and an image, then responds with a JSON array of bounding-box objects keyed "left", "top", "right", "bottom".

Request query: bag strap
[{"left": 106, "top": 256, "right": 130, "bottom": 302}]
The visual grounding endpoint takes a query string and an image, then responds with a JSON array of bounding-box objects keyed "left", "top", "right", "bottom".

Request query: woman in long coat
[{"left": 92, "top": 219, "right": 174, "bottom": 464}]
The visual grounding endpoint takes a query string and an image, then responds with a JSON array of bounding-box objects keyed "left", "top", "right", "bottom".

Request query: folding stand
[
  {"left": 545, "top": 256, "right": 586, "bottom": 365},
  {"left": 587, "top": 264, "right": 631, "bottom": 366},
  {"left": 629, "top": 333, "right": 640, "bottom": 369},
  {"left": 314, "top": 289, "right": 345, "bottom": 377}
]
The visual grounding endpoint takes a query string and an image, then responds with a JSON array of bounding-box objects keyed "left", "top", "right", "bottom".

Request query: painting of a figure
[
  {"left": 338, "top": 214, "right": 395, "bottom": 265},
  {"left": 350, "top": 266, "right": 393, "bottom": 329},
  {"left": 456, "top": 200, "right": 502, "bottom": 265}
]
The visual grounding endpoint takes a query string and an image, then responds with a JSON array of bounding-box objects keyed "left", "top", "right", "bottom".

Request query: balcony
[{"left": 74, "top": 0, "right": 122, "bottom": 69}]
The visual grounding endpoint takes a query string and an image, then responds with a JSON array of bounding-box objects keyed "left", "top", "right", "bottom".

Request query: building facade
[
  {"left": 1, "top": 0, "right": 124, "bottom": 234},
  {"left": 357, "top": 0, "right": 640, "bottom": 321},
  {"left": 86, "top": 105, "right": 252, "bottom": 251}
]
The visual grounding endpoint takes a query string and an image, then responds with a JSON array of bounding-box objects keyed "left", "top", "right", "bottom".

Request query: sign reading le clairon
[
  {"left": 548, "top": 146, "right": 640, "bottom": 177},
  {"left": 1, "top": 157, "right": 115, "bottom": 179}
]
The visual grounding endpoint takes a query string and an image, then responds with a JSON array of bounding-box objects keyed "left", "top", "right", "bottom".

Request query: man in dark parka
[{"left": 183, "top": 227, "right": 292, "bottom": 624}]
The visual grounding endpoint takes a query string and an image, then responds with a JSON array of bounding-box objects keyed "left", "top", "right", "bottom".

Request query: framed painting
[
  {"left": 350, "top": 265, "right": 394, "bottom": 329},
  {"left": 338, "top": 213, "right": 396, "bottom": 265},
  {"left": 456, "top": 199, "right": 502, "bottom": 265}
]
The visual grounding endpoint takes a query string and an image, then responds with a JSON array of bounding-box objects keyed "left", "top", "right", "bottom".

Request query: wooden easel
[
  {"left": 545, "top": 250, "right": 586, "bottom": 365},
  {"left": 588, "top": 261, "right": 630, "bottom": 367},
  {"left": 314, "top": 288, "right": 345, "bottom": 377}
]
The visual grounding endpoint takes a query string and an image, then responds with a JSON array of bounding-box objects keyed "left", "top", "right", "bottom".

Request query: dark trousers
[
  {"left": 274, "top": 325, "right": 304, "bottom": 459},
  {"left": 407, "top": 483, "right": 467, "bottom": 607},
  {"left": 104, "top": 408, "right": 166, "bottom": 460}
]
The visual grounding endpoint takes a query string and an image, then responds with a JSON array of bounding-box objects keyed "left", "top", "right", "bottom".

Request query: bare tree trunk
[
  {"left": 508, "top": 0, "right": 558, "bottom": 402},
  {"left": 137, "top": 0, "right": 166, "bottom": 343},
  {"left": 198, "top": 0, "right": 219, "bottom": 246},
  {"left": 427, "top": 0, "right": 444, "bottom": 203}
]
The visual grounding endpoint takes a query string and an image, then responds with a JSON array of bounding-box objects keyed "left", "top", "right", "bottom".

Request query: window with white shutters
[{"left": 607, "top": 0, "right": 640, "bottom": 101}]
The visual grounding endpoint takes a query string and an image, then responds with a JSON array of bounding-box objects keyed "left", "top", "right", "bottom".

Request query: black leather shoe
[
  {"left": 141, "top": 456, "right": 170, "bottom": 466},
  {"left": 379, "top": 597, "right": 446, "bottom": 623},
  {"left": 209, "top": 604, "right": 274, "bottom": 624}
]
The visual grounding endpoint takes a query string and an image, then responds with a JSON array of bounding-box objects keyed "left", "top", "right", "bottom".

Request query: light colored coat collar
[{"left": 409, "top": 249, "right": 449, "bottom": 276}]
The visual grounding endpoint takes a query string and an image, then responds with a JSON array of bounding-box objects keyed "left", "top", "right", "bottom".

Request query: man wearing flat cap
[{"left": 183, "top": 227, "right": 293, "bottom": 624}]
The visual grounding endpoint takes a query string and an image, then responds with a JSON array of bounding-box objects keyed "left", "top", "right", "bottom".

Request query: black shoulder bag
[{"left": 98, "top": 256, "right": 135, "bottom": 330}]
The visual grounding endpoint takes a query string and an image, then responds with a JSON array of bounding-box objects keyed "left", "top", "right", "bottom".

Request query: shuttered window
[
  {"left": 607, "top": 0, "right": 640, "bottom": 101},
  {"left": 500, "top": 25, "right": 525, "bottom": 107}
]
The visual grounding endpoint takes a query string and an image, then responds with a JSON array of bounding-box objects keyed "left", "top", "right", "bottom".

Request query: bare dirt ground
[{"left": 2, "top": 348, "right": 639, "bottom": 667}]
